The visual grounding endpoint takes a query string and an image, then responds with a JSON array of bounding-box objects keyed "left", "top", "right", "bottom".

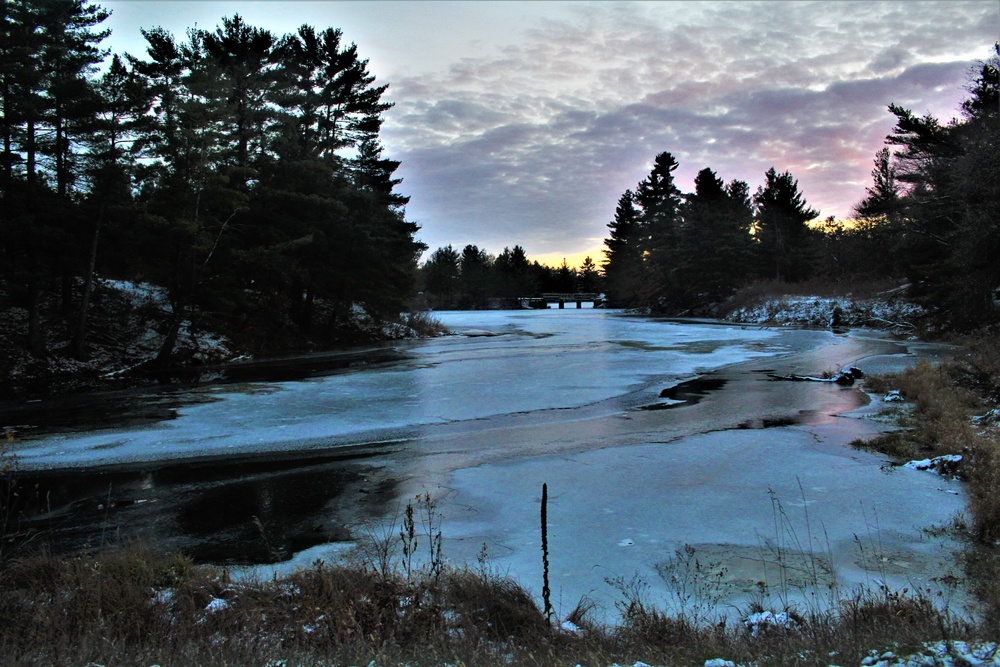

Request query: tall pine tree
[{"left": 753, "top": 167, "right": 819, "bottom": 282}]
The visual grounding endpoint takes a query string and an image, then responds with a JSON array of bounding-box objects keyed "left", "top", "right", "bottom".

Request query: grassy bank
[
  {"left": 0, "top": 541, "right": 985, "bottom": 667},
  {"left": 853, "top": 333, "right": 1000, "bottom": 634},
  {"left": 0, "top": 484, "right": 993, "bottom": 666}
]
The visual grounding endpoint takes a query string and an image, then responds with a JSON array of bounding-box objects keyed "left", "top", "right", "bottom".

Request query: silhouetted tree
[
  {"left": 753, "top": 167, "right": 819, "bottom": 282},
  {"left": 458, "top": 244, "right": 492, "bottom": 309},
  {"left": 493, "top": 245, "right": 534, "bottom": 304},
  {"left": 635, "top": 151, "right": 683, "bottom": 308},
  {"left": 678, "top": 169, "right": 755, "bottom": 306},
  {"left": 602, "top": 189, "right": 645, "bottom": 308},
  {"left": 577, "top": 256, "right": 600, "bottom": 294},
  {"left": 0, "top": 9, "right": 426, "bottom": 365},
  {"left": 422, "top": 245, "right": 461, "bottom": 307},
  {"left": 883, "top": 43, "right": 1000, "bottom": 326}
]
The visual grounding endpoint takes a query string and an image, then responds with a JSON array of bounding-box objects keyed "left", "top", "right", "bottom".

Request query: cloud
[{"left": 376, "top": 1, "right": 997, "bottom": 261}]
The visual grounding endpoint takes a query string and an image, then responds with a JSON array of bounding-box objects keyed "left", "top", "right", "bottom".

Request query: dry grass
[
  {"left": 402, "top": 309, "right": 450, "bottom": 337},
  {"left": 854, "top": 332, "right": 1000, "bottom": 630},
  {"left": 855, "top": 343, "right": 1000, "bottom": 541},
  {"left": 0, "top": 542, "right": 979, "bottom": 667}
]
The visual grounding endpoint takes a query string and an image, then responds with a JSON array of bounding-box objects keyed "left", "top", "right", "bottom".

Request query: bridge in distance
[{"left": 519, "top": 293, "right": 604, "bottom": 309}]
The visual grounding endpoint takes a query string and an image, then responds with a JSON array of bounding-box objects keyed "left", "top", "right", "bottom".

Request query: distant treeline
[
  {"left": 602, "top": 43, "right": 999, "bottom": 329},
  {"left": 1, "top": 3, "right": 423, "bottom": 362},
  {"left": 416, "top": 245, "right": 601, "bottom": 310}
]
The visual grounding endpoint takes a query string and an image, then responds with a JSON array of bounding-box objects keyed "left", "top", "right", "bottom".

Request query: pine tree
[
  {"left": 602, "top": 189, "right": 645, "bottom": 308},
  {"left": 886, "top": 43, "right": 1000, "bottom": 326},
  {"left": 753, "top": 167, "right": 819, "bottom": 282},
  {"left": 458, "top": 245, "right": 492, "bottom": 309},
  {"left": 199, "top": 14, "right": 277, "bottom": 179},
  {"left": 493, "top": 245, "right": 534, "bottom": 303},
  {"left": 577, "top": 256, "right": 600, "bottom": 294},
  {"left": 73, "top": 53, "right": 152, "bottom": 359},
  {"left": 679, "top": 169, "right": 754, "bottom": 306},
  {"left": 854, "top": 148, "right": 900, "bottom": 221},
  {"left": 422, "top": 245, "right": 461, "bottom": 307},
  {"left": 635, "top": 152, "right": 683, "bottom": 308},
  {"left": 0, "top": 0, "right": 110, "bottom": 357},
  {"left": 37, "top": 0, "right": 109, "bottom": 198}
]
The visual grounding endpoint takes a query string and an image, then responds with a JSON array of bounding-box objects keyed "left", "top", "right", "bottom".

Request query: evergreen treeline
[
  {"left": 1, "top": 2, "right": 424, "bottom": 364},
  {"left": 852, "top": 44, "right": 1000, "bottom": 329},
  {"left": 603, "top": 44, "right": 999, "bottom": 329},
  {"left": 602, "top": 153, "right": 814, "bottom": 312},
  {"left": 418, "top": 244, "right": 601, "bottom": 310}
]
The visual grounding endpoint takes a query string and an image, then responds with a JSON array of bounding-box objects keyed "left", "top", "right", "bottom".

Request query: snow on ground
[
  {"left": 0, "top": 278, "right": 237, "bottom": 385},
  {"left": 854, "top": 641, "right": 1000, "bottom": 667},
  {"left": 633, "top": 642, "right": 1000, "bottom": 667},
  {"left": 725, "top": 294, "right": 924, "bottom": 331},
  {"left": 0, "top": 276, "right": 428, "bottom": 390},
  {"left": 101, "top": 278, "right": 170, "bottom": 308}
]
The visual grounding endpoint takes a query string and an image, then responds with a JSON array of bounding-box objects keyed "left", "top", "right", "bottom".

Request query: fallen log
[{"left": 768, "top": 367, "right": 863, "bottom": 386}]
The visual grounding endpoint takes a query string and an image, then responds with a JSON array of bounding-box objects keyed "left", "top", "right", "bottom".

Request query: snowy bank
[
  {"left": 0, "top": 277, "right": 433, "bottom": 398},
  {"left": 725, "top": 294, "right": 924, "bottom": 331}
]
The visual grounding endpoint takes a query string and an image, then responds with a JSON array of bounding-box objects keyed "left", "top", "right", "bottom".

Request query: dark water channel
[
  {"left": 8, "top": 449, "right": 401, "bottom": 564},
  {"left": 3, "top": 347, "right": 418, "bottom": 564}
]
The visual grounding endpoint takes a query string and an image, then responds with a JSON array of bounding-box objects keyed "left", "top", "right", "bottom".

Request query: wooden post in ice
[{"left": 541, "top": 482, "right": 552, "bottom": 623}]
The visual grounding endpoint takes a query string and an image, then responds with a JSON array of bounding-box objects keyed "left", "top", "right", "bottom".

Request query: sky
[{"left": 99, "top": 1, "right": 998, "bottom": 267}]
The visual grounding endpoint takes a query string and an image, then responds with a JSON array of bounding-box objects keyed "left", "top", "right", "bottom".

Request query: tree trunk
[
  {"left": 72, "top": 208, "right": 102, "bottom": 360},
  {"left": 303, "top": 287, "right": 315, "bottom": 332},
  {"left": 26, "top": 117, "right": 35, "bottom": 186},
  {"left": 55, "top": 106, "right": 67, "bottom": 197},
  {"left": 154, "top": 298, "right": 185, "bottom": 369},
  {"left": 1, "top": 79, "right": 11, "bottom": 188},
  {"left": 61, "top": 272, "right": 74, "bottom": 318},
  {"left": 27, "top": 275, "right": 46, "bottom": 358}
]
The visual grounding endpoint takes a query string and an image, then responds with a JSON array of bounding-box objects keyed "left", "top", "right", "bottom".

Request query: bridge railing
[
  {"left": 519, "top": 293, "right": 605, "bottom": 309},
  {"left": 539, "top": 293, "right": 602, "bottom": 301}
]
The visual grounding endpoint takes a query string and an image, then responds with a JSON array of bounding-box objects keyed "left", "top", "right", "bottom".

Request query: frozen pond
[
  {"left": 3, "top": 309, "right": 969, "bottom": 622},
  {"left": 11, "top": 310, "right": 787, "bottom": 470}
]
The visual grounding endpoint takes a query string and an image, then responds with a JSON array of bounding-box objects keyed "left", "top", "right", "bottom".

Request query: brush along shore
[
  {"left": 0, "top": 524, "right": 995, "bottom": 667},
  {"left": 850, "top": 334, "right": 1000, "bottom": 639}
]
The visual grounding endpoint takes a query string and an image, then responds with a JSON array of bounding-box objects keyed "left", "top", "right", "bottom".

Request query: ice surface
[
  {"left": 12, "top": 309, "right": 971, "bottom": 632},
  {"left": 436, "top": 422, "right": 967, "bottom": 623},
  {"left": 14, "top": 310, "right": 783, "bottom": 470}
]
